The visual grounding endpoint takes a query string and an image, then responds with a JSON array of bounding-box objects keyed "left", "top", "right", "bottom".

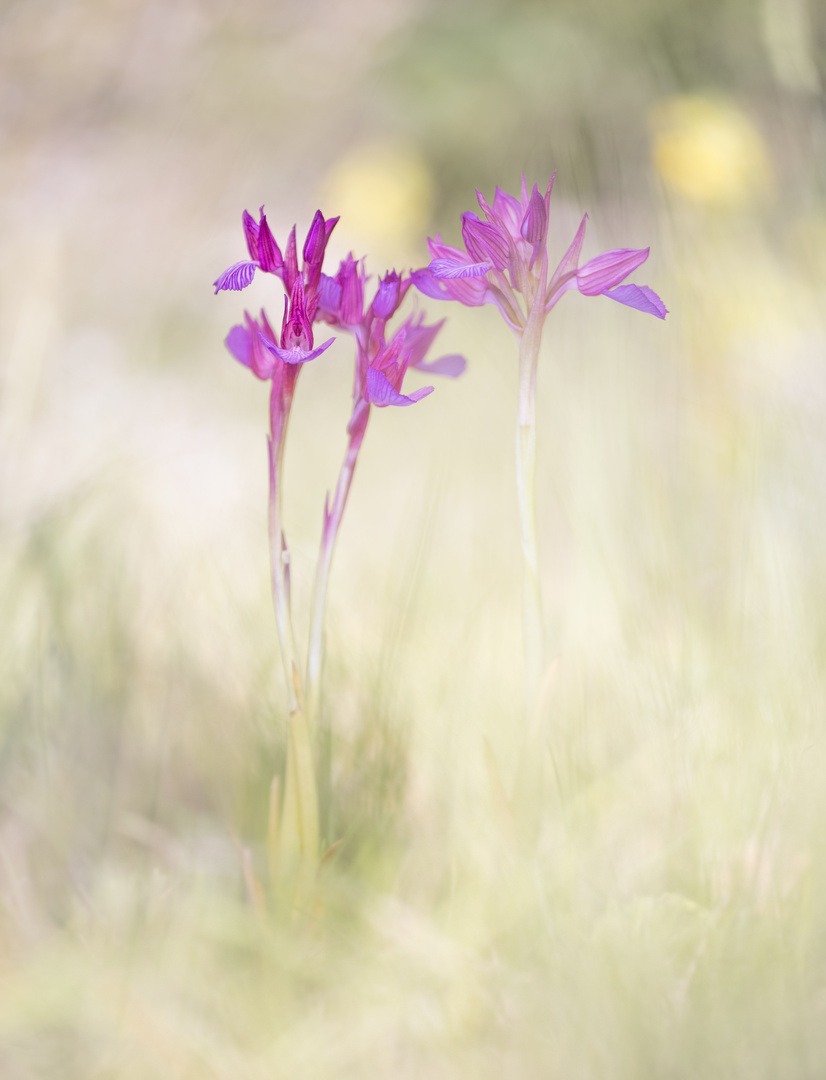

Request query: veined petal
[
  {"left": 476, "top": 187, "right": 495, "bottom": 222},
  {"left": 493, "top": 186, "right": 523, "bottom": 240},
  {"left": 283, "top": 226, "right": 299, "bottom": 292},
  {"left": 412, "top": 353, "right": 466, "bottom": 378},
  {"left": 520, "top": 184, "right": 548, "bottom": 271},
  {"left": 243, "top": 210, "right": 259, "bottom": 261},
  {"left": 462, "top": 213, "right": 509, "bottom": 270},
  {"left": 259, "top": 333, "right": 335, "bottom": 365},
  {"left": 258, "top": 213, "right": 283, "bottom": 273},
  {"left": 577, "top": 247, "right": 650, "bottom": 296},
  {"left": 338, "top": 254, "right": 364, "bottom": 325},
  {"left": 430, "top": 257, "right": 492, "bottom": 279},
  {"left": 487, "top": 283, "right": 525, "bottom": 331},
  {"left": 520, "top": 184, "right": 548, "bottom": 244},
  {"left": 403, "top": 315, "right": 443, "bottom": 368},
  {"left": 548, "top": 213, "right": 587, "bottom": 304},
  {"left": 302, "top": 210, "right": 326, "bottom": 264},
  {"left": 365, "top": 367, "right": 434, "bottom": 407},
  {"left": 317, "top": 273, "right": 342, "bottom": 315},
  {"left": 213, "top": 260, "right": 257, "bottom": 293},
  {"left": 427, "top": 234, "right": 471, "bottom": 262},
  {"left": 324, "top": 215, "right": 340, "bottom": 241},
  {"left": 603, "top": 283, "right": 668, "bottom": 319},
  {"left": 543, "top": 171, "right": 556, "bottom": 214}
]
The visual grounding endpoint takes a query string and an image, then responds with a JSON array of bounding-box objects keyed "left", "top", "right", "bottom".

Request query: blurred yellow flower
[
  {"left": 650, "top": 96, "right": 773, "bottom": 207},
  {"left": 321, "top": 142, "right": 434, "bottom": 256}
]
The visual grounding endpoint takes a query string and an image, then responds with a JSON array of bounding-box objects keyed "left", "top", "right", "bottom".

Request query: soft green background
[{"left": 1, "top": 0, "right": 826, "bottom": 1076}]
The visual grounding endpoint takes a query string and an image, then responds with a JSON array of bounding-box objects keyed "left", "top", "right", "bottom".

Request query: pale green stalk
[
  {"left": 306, "top": 406, "right": 369, "bottom": 839},
  {"left": 515, "top": 262, "right": 548, "bottom": 715},
  {"left": 268, "top": 427, "right": 302, "bottom": 713},
  {"left": 268, "top": 417, "right": 320, "bottom": 904}
]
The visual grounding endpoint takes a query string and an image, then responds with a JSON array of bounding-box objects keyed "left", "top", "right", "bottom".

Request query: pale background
[{"left": 1, "top": 1, "right": 826, "bottom": 1076}]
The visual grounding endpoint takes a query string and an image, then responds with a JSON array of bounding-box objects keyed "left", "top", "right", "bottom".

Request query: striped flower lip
[{"left": 258, "top": 334, "right": 335, "bottom": 365}]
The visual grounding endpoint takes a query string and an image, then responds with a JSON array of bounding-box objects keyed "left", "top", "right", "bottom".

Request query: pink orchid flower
[
  {"left": 411, "top": 173, "right": 667, "bottom": 713},
  {"left": 412, "top": 174, "right": 667, "bottom": 329}
]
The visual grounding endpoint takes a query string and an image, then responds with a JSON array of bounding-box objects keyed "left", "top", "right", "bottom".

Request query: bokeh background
[{"left": 2, "top": 0, "right": 826, "bottom": 1076}]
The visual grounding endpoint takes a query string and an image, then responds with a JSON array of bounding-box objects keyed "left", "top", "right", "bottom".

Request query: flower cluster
[
  {"left": 213, "top": 204, "right": 466, "bottom": 878},
  {"left": 216, "top": 208, "right": 461, "bottom": 430},
  {"left": 411, "top": 173, "right": 667, "bottom": 328},
  {"left": 316, "top": 258, "right": 465, "bottom": 427},
  {"left": 212, "top": 177, "right": 667, "bottom": 897}
]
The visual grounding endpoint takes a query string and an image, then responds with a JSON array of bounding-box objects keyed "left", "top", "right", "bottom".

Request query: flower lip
[
  {"left": 281, "top": 277, "right": 314, "bottom": 349},
  {"left": 603, "top": 283, "right": 668, "bottom": 319},
  {"left": 259, "top": 332, "right": 336, "bottom": 365},
  {"left": 429, "top": 257, "right": 492, "bottom": 279},
  {"left": 365, "top": 367, "right": 434, "bottom": 407},
  {"left": 213, "top": 260, "right": 257, "bottom": 294}
]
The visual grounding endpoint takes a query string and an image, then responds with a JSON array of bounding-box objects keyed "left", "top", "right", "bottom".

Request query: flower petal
[
  {"left": 365, "top": 367, "right": 434, "bottom": 407},
  {"left": 317, "top": 272, "right": 343, "bottom": 315},
  {"left": 462, "top": 213, "right": 509, "bottom": 270},
  {"left": 409, "top": 267, "right": 448, "bottom": 300},
  {"left": 283, "top": 226, "right": 299, "bottom": 293},
  {"left": 259, "top": 333, "right": 336, "bottom": 364},
  {"left": 546, "top": 213, "right": 588, "bottom": 308},
  {"left": 243, "top": 210, "right": 259, "bottom": 261},
  {"left": 576, "top": 247, "right": 650, "bottom": 296},
  {"left": 410, "top": 267, "right": 487, "bottom": 307},
  {"left": 520, "top": 184, "right": 548, "bottom": 270},
  {"left": 603, "top": 283, "right": 668, "bottom": 319},
  {"left": 258, "top": 213, "right": 283, "bottom": 273},
  {"left": 213, "top": 260, "right": 257, "bottom": 293},
  {"left": 492, "top": 186, "right": 523, "bottom": 240},
  {"left": 413, "top": 353, "right": 466, "bottom": 378},
  {"left": 225, "top": 324, "right": 252, "bottom": 367},
  {"left": 372, "top": 270, "right": 403, "bottom": 319}
]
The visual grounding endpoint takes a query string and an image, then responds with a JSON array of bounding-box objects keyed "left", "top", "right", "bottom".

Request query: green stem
[
  {"left": 269, "top": 425, "right": 302, "bottom": 714},
  {"left": 516, "top": 297, "right": 546, "bottom": 716},
  {"left": 306, "top": 403, "right": 369, "bottom": 840}
]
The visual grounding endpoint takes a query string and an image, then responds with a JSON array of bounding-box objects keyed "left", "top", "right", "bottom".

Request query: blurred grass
[{"left": 2, "top": 0, "right": 826, "bottom": 1076}]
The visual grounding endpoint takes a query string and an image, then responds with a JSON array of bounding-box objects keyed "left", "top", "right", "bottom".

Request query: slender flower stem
[
  {"left": 515, "top": 284, "right": 546, "bottom": 715},
  {"left": 306, "top": 403, "right": 370, "bottom": 837},
  {"left": 268, "top": 415, "right": 302, "bottom": 714}
]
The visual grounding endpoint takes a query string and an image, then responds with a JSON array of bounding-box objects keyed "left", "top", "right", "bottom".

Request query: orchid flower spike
[
  {"left": 412, "top": 173, "right": 667, "bottom": 329},
  {"left": 410, "top": 173, "right": 667, "bottom": 717}
]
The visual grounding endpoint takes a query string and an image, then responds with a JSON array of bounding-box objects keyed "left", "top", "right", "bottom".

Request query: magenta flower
[
  {"left": 317, "top": 253, "right": 464, "bottom": 413},
  {"left": 213, "top": 206, "right": 339, "bottom": 297},
  {"left": 259, "top": 277, "right": 335, "bottom": 366},
  {"left": 214, "top": 194, "right": 471, "bottom": 869}
]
